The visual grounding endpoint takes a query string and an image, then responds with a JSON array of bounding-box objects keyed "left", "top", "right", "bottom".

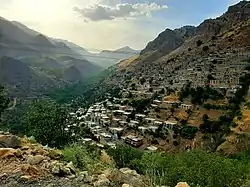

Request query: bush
[
  {"left": 106, "top": 144, "right": 143, "bottom": 169},
  {"left": 0, "top": 85, "right": 10, "bottom": 118},
  {"left": 22, "top": 99, "right": 73, "bottom": 148},
  {"left": 62, "top": 143, "right": 107, "bottom": 173},
  {"left": 180, "top": 126, "right": 199, "bottom": 139},
  {"left": 134, "top": 150, "right": 249, "bottom": 187}
]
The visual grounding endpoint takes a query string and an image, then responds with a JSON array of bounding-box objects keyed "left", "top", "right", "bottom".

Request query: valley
[{"left": 1, "top": 1, "right": 250, "bottom": 187}]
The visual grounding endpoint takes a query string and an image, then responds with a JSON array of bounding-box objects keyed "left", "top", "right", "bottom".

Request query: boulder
[
  {"left": 0, "top": 135, "right": 21, "bottom": 148},
  {"left": 77, "top": 171, "right": 92, "bottom": 183},
  {"left": 122, "top": 184, "right": 133, "bottom": 187},
  {"left": 27, "top": 155, "right": 45, "bottom": 165},
  {"left": 0, "top": 148, "right": 18, "bottom": 158},
  {"left": 51, "top": 161, "right": 76, "bottom": 177},
  {"left": 175, "top": 182, "right": 190, "bottom": 187},
  {"left": 94, "top": 178, "right": 110, "bottom": 187},
  {"left": 20, "top": 175, "right": 33, "bottom": 181},
  {"left": 66, "top": 161, "right": 76, "bottom": 174},
  {"left": 48, "top": 149, "right": 62, "bottom": 160},
  {"left": 105, "top": 168, "right": 146, "bottom": 187},
  {"left": 21, "top": 164, "right": 40, "bottom": 177}
]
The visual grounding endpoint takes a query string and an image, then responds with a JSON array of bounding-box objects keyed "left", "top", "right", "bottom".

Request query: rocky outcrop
[
  {"left": 141, "top": 29, "right": 184, "bottom": 55},
  {"left": 0, "top": 134, "right": 21, "bottom": 148}
]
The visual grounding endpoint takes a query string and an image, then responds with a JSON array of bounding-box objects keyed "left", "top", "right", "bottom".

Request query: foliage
[
  {"left": 0, "top": 85, "right": 10, "bottom": 117},
  {"left": 47, "top": 68, "right": 115, "bottom": 108},
  {"left": 200, "top": 114, "right": 232, "bottom": 134},
  {"left": 22, "top": 99, "right": 73, "bottom": 148},
  {"left": 129, "top": 98, "right": 151, "bottom": 113},
  {"left": 106, "top": 144, "right": 143, "bottom": 169},
  {"left": 133, "top": 150, "right": 249, "bottom": 187},
  {"left": 179, "top": 84, "right": 223, "bottom": 105},
  {"left": 62, "top": 143, "right": 109, "bottom": 173},
  {"left": 180, "top": 125, "right": 199, "bottom": 139},
  {"left": 203, "top": 103, "right": 229, "bottom": 110}
]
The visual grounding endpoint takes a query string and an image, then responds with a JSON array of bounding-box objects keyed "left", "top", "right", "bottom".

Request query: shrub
[
  {"left": 134, "top": 150, "right": 249, "bottom": 187},
  {"left": 180, "top": 126, "right": 199, "bottom": 139},
  {"left": 22, "top": 99, "right": 73, "bottom": 148},
  {"left": 106, "top": 144, "right": 143, "bottom": 169},
  {"left": 62, "top": 143, "right": 108, "bottom": 173}
]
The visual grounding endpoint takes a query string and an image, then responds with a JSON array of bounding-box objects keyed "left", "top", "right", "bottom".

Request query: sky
[{"left": 0, "top": 0, "right": 243, "bottom": 51}]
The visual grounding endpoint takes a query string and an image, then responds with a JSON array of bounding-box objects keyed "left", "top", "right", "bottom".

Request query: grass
[{"left": 62, "top": 143, "right": 114, "bottom": 174}]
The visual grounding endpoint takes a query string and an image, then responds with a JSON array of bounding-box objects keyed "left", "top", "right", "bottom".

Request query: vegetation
[
  {"left": 0, "top": 85, "right": 10, "bottom": 118},
  {"left": 179, "top": 83, "right": 223, "bottom": 104},
  {"left": 62, "top": 143, "right": 111, "bottom": 173},
  {"left": 106, "top": 144, "right": 143, "bottom": 169},
  {"left": 107, "top": 145, "right": 250, "bottom": 187},
  {"left": 22, "top": 99, "right": 74, "bottom": 148}
]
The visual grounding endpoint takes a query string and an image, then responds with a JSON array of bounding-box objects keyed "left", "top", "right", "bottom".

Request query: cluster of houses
[
  {"left": 67, "top": 97, "right": 186, "bottom": 151},
  {"left": 119, "top": 49, "right": 250, "bottom": 99},
  {"left": 67, "top": 48, "right": 250, "bottom": 151}
]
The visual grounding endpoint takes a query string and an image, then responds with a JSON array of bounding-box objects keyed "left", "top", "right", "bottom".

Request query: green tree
[
  {"left": 0, "top": 85, "right": 10, "bottom": 117},
  {"left": 22, "top": 99, "right": 73, "bottom": 148}
]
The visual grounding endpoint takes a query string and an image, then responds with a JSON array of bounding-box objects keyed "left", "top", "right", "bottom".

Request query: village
[{"left": 65, "top": 48, "right": 250, "bottom": 151}]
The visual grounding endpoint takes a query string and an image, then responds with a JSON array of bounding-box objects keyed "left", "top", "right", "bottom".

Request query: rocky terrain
[{"left": 0, "top": 132, "right": 190, "bottom": 187}]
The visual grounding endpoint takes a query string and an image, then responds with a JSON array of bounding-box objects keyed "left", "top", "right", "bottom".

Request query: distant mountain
[
  {"left": 54, "top": 38, "right": 140, "bottom": 69},
  {"left": 0, "top": 17, "right": 102, "bottom": 98},
  {"left": 89, "top": 46, "right": 140, "bottom": 68},
  {"left": 11, "top": 21, "right": 40, "bottom": 36},
  {"left": 0, "top": 56, "right": 62, "bottom": 98}
]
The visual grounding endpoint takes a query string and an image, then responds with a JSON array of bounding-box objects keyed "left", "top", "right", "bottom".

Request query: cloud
[{"left": 73, "top": 2, "right": 168, "bottom": 21}]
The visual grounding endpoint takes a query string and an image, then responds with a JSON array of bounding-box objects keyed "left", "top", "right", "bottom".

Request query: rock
[
  {"left": 32, "top": 146, "right": 49, "bottom": 156},
  {"left": 175, "top": 182, "right": 190, "bottom": 187},
  {"left": 0, "top": 173, "right": 8, "bottom": 180},
  {"left": 67, "top": 174, "right": 76, "bottom": 179},
  {"left": 66, "top": 161, "right": 76, "bottom": 174},
  {"left": 48, "top": 149, "right": 62, "bottom": 160},
  {"left": 27, "top": 155, "right": 45, "bottom": 165},
  {"left": 94, "top": 178, "right": 110, "bottom": 187},
  {"left": 105, "top": 168, "right": 146, "bottom": 187},
  {"left": 21, "top": 164, "right": 40, "bottom": 177},
  {"left": 120, "top": 168, "right": 140, "bottom": 177},
  {"left": 122, "top": 184, "right": 133, "bottom": 187},
  {"left": 20, "top": 175, "right": 33, "bottom": 181},
  {"left": 0, "top": 134, "right": 21, "bottom": 148},
  {"left": 77, "top": 171, "right": 91, "bottom": 183},
  {"left": 0, "top": 148, "right": 18, "bottom": 158},
  {"left": 51, "top": 161, "right": 75, "bottom": 177},
  {"left": 51, "top": 162, "right": 61, "bottom": 175}
]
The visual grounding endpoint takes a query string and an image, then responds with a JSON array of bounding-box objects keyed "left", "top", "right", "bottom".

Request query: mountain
[
  {"left": 63, "top": 66, "right": 83, "bottom": 82},
  {"left": 97, "top": 0, "right": 250, "bottom": 95},
  {"left": 11, "top": 21, "right": 40, "bottom": 36},
  {"left": 91, "top": 46, "right": 140, "bottom": 68},
  {"left": 0, "top": 17, "right": 103, "bottom": 98},
  {"left": 140, "top": 26, "right": 196, "bottom": 55},
  {"left": 54, "top": 38, "right": 140, "bottom": 68},
  {"left": 0, "top": 56, "right": 62, "bottom": 98}
]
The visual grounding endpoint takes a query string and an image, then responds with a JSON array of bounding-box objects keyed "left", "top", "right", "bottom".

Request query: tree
[
  {"left": 0, "top": 85, "right": 10, "bottom": 117},
  {"left": 22, "top": 99, "right": 74, "bottom": 148}
]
